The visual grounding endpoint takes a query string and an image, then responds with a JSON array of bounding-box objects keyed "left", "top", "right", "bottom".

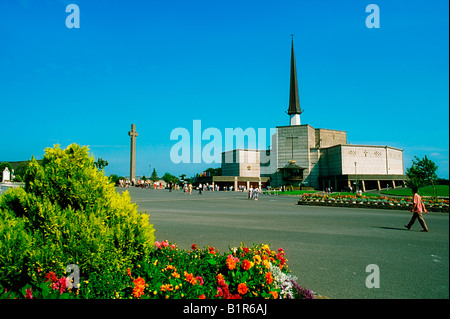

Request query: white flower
[{"left": 269, "top": 263, "right": 297, "bottom": 299}]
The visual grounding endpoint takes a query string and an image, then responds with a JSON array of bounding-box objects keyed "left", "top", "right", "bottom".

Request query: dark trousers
[{"left": 406, "top": 212, "right": 429, "bottom": 231}]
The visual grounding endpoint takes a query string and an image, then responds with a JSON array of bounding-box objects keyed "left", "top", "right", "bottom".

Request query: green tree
[
  {"left": 150, "top": 168, "right": 158, "bottom": 182},
  {"left": 94, "top": 157, "right": 109, "bottom": 170},
  {"left": 406, "top": 155, "right": 438, "bottom": 196},
  {"left": 162, "top": 172, "right": 180, "bottom": 184},
  {"left": 109, "top": 174, "right": 125, "bottom": 186}
]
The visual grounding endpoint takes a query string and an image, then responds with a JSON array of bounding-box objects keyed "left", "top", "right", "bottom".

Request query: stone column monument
[{"left": 128, "top": 124, "right": 138, "bottom": 185}]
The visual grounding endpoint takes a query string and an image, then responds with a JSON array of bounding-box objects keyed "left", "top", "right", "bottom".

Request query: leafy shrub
[{"left": 0, "top": 144, "right": 155, "bottom": 293}]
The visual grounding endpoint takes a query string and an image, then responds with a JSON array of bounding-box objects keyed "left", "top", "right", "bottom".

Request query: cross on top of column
[{"left": 128, "top": 124, "right": 138, "bottom": 138}]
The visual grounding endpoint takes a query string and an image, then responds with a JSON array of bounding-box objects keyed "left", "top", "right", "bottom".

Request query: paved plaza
[{"left": 119, "top": 187, "right": 449, "bottom": 299}]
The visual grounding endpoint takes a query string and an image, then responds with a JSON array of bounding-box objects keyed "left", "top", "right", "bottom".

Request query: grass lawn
[
  {"left": 381, "top": 185, "right": 449, "bottom": 197},
  {"left": 264, "top": 185, "right": 449, "bottom": 198}
]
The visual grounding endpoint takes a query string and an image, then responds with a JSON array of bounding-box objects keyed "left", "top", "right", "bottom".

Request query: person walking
[
  {"left": 404, "top": 186, "right": 429, "bottom": 232},
  {"left": 254, "top": 187, "right": 259, "bottom": 201},
  {"left": 198, "top": 183, "right": 203, "bottom": 195}
]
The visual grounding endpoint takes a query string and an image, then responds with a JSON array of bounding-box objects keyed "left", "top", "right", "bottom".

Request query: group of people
[
  {"left": 118, "top": 179, "right": 164, "bottom": 190},
  {"left": 247, "top": 186, "right": 261, "bottom": 200}
]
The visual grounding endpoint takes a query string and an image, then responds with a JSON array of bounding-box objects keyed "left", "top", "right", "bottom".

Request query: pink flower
[
  {"left": 25, "top": 287, "right": 33, "bottom": 299},
  {"left": 170, "top": 244, "right": 176, "bottom": 250},
  {"left": 57, "top": 277, "right": 67, "bottom": 294},
  {"left": 195, "top": 276, "right": 204, "bottom": 286},
  {"left": 155, "top": 241, "right": 161, "bottom": 249},
  {"left": 161, "top": 241, "right": 169, "bottom": 248},
  {"left": 52, "top": 277, "right": 67, "bottom": 294}
]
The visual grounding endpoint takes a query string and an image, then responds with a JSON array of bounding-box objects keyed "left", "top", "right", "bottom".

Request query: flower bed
[
  {"left": 298, "top": 194, "right": 449, "bottom": 213},
  {"left": 0, "top": 242, "right": 314, "bottom": 300}
]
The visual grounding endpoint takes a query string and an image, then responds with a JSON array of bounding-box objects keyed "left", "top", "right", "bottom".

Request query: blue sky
[{"left": 0, "top": 0, "right": 448, "bottom": 179}]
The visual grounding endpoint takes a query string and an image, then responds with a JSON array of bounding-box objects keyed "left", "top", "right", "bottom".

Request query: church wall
[
  {"left": 307, "top": 149, "right": 321, "bottom": 189},
  {"left": 340, "top": 145, "right": 404, "bottom": 175},
  {"left": 386, "top": 148, "right": 404, "bottom": 175},
  {"left": 222, "top": 149, "right": 261, "bottom": 177},
  {"left": 321, "top": 146, "right": 343, "bottom": 176},
  {"left": 260, "top": 132, "right": 278, "bottom": 176},
  {"left": 276, "top": 125, "right": 312, "bottom": 172},
  {"left": 238, "top": 150, "right": 260, "bottom": 177},
  {"left": 315, "top": 129, "right": 347, "bottom": 148}
]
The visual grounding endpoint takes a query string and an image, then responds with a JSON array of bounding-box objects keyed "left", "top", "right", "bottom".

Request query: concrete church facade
[{"left": 219, "top": 39, "right": 407, "bottom": 192}]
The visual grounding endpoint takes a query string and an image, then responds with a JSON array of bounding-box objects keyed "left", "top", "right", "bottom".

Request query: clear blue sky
[{"left": 0, "top": 0, "right": 448, "bottom": 179}]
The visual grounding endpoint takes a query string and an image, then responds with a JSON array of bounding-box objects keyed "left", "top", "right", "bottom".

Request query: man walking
[{"left": 404, "top": 186, "right": 429, "bottom": 232}]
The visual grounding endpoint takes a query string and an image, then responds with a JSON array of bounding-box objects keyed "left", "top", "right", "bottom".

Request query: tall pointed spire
[{"left": 288, "top": 36, "right": 302, "bottom": 125}]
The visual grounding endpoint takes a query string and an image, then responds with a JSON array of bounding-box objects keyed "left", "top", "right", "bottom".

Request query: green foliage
[
  {"left": 406, "top": 155, "right": 438, "bottom": 189},
  {"left": 161, "top": 172, "right": 180, "bottom": 184},
  {"left": 150, "top": 168, "right": 158, "bottom": 182},
  {"left": 0, "top": 205, "right": 32, "bottom": 288},
  {"left": 109, "top": 174, "right": 125, "bottom": 186},
  {"left": 0, "top": 144, "right": 155, "bottom": 295},
  {"left": 94, "top": 157, "right": 109, "bottom": 170}
]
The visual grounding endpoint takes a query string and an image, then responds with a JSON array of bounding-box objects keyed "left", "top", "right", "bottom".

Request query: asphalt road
[{"left": 120, "top": 187, "right": 449, "bottom": 299}]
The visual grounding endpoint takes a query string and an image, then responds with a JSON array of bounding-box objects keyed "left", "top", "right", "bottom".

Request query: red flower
[
  {"left": 44, "top": 271, "right": 58, "bottom": 284},
  {"left": 237, "top": 283, "right": 248, "bottom": 295},
  {"left": 191, "top": 244, "right": 198, "bottom": 250},
  {"left": 199, "top": 294, "right": 206, "bottom": 299},
  {"left": 265, "top": 272, "right": 273, "bottom": 285},
  {"left": 241, "top": 259, "right": 253, "bottom": 271},
  {"left": 242, "top": 247, "right": 249, "bottom": 254}
]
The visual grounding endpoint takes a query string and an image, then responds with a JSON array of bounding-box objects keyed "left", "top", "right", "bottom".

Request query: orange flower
[
  {"left": 241, "top": 259, "right": 253, "bottom": 271},
  {"left": 184, "top": 271, "right": 198, "bottom": 285},
  {"left": 160, "top": 284, "right": 174, "bottom": 292},
  {"left": 165, "top": 265, "right": 176, "bottom": 271},
  {"left": 132, "top": 277, "right": 146, "bottom": 298},
  {"left": 199, "top": 294, "right": 206, "bottom": 299},
  {"left": 126, "top": 267, "right": 132, "bottom": 279},
  {"left": 269, "top": 290, "right": 278, "bottom": 299},
  {"left": 216, "top": 273, "right": 225, "bottom": 283},
  {"left": 226, "top": 255, "right": 238, "bottom": 270},
  {"left": 237, "top": 283, "right": 248, "bottom": 295},
  {"left": 265, "top": 272, "right": 273, "bottom": 285}
]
